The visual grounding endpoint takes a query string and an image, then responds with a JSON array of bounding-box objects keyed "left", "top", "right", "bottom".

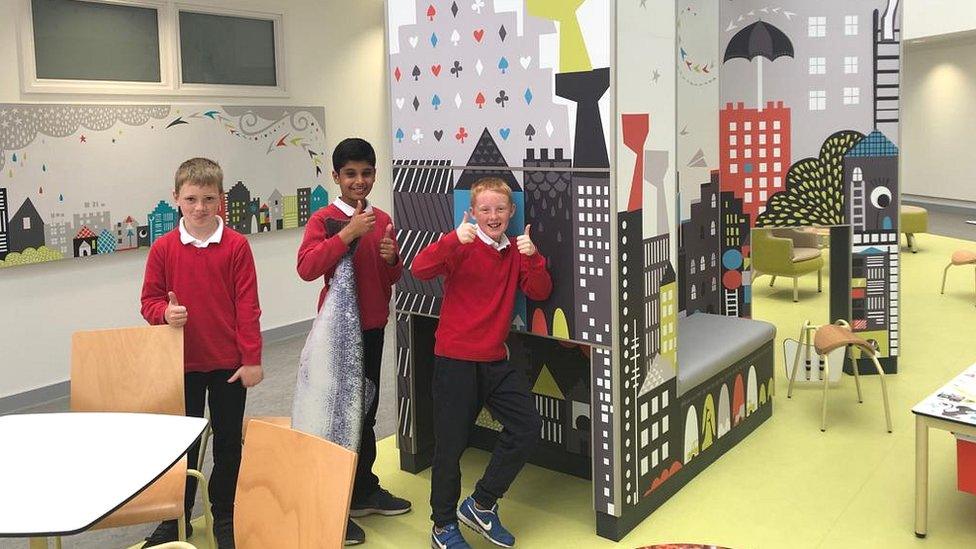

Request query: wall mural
[
  {"left": 676, "top": 0, "right": 901, "bottom": 369},
  {"left": 388, "top": 0, "right": 851, "bottom": 541},
  {"left": 0, "top": 104, "right": 328, "bottom": 268}
]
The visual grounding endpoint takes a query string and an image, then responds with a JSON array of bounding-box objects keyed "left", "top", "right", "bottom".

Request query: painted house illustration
[
  {"left": 73, "top": 226, "right": 98, "bottom": 257},
  {"left": 8, "top": 198, "right": 45, "bottom": 254}
]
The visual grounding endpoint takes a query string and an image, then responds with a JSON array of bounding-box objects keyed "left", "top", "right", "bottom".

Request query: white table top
[
  {"left": 913, "top": 363, "right": 976, "bottom": 427},
  {"left": 0, "top": 412, "right": 208, "bottom": 537}
]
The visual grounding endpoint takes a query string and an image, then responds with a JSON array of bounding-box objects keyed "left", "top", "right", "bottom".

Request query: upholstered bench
[
  {"left": 677, "top": 313, "right": 777, "bottom": 396},
  {"left": 629, "top": 313, "right": 776, "bottom": 540},
  {"left": 900, "top": 205, "right": 928, "bottom": 253}
]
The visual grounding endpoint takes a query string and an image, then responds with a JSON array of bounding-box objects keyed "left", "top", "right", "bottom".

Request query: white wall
[
  {"left": 901, "top": 36, "right": 976, "bottom": 203},
  {"left": 904, "top": 0, "right": 976, "bottom": 41},
  {"left": 0, "top": 0, "right": 389, "bottom": 399}
]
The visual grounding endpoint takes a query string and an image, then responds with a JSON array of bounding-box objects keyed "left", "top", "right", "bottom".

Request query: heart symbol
[
  {"left": 473, "top": 29, "right": 485, "bottom": 42},
  {"left": 408, "top": 36, "right": 419, "bottom": 48},
  {"left": 434, "top": 130, "right": 444, "bottom": 141},
  {"left": 520, "top": 56, "right": 532, "bottom": 69},
  {"left": 395, "top": 97, "right": 405, "bottom": 110},
  {"left": 499, "top": 128, "right": 511, "bottom": 140},
  {"left": 431, "top": 64, "right": 442, "bottom": 76}
]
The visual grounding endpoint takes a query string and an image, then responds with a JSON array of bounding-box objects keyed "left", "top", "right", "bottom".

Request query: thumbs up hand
[
  {"left": 516, "top": 224, "right": 536, "bottom": 256},
  {"left": 340, "top": 200, "right": 376, "bottom": 244},
  {"left": 456, "top": 211, "right": 478, "bottom": 244},
  {"left": 164, "top": 291, "right": 188, "bottom": 327},
  {"left": 379, "top": 223, "right": 398, "bottom": 265}
]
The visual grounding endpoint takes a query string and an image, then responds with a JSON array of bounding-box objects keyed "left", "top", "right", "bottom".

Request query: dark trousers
[
  {"left": 352, "top": 327, "right": 384, "bottom": 501},
  {"left": 429, "top": 356, "right": 542, "bottom": 527},
  {"left": 184, "top": 369, "right": 247, "bottom": 518}
]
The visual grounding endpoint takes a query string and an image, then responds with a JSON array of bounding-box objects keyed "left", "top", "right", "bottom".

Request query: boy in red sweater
[
  {"left": 297, "top": 137, "right": 410, "bottom": 545},
  {"left": 140, "top": 157, "right": 263, "bottom": 549},
  {"left": 412, "top": 177, "right": 552, "bottom": 549}
]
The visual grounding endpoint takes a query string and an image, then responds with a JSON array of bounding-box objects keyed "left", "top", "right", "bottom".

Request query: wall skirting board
[
  {"left": 902, "top": 194, "right": 976, "bottom": 216},
  {"left": 0, "top": 318, "right": 314, "bottom": 415}
]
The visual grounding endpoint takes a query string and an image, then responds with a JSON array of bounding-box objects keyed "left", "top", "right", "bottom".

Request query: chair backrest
[
  {"left": 71, "top": 325, "right": 188, "bottom": 530},
  {"left": 71, "top": 325, "right": 184, "bottom": 414},
  {"left": 751, "top": 229, "right": 793, "bottom": 273},
  {"left": 235, "top": 420, "right": 358, "bottom": 549}
]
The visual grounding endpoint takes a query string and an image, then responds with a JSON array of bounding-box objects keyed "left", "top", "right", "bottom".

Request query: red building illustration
[{"left": 719, "top": 101, "right": 791, "bottom": 226}]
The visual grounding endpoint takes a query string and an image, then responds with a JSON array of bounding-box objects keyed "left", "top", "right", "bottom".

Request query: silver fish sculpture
[{"left": 292, "top": 224, "right": 375, "bottom": 452}]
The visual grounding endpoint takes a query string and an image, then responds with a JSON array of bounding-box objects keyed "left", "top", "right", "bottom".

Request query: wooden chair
[
  {"left": 787, "top": 320, "right": 893, "bottom": 433},
  {"left": 69, "top": 325, "right": 214, "bottom": 548},
  {"left": 940, "top": 250, "right": 976, "bottom": 306},
  {"left": 235, "top": 420, "right": 358, "bottom": 549}
]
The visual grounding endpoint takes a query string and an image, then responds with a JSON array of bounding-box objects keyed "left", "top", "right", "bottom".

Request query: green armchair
[{"left": 752, "top": 228, "right": 824, "bottom": 302}]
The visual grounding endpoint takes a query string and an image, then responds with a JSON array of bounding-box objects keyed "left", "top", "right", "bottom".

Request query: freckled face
[{"left": 471, "top": 190, "right": 513, "bottom": 242}]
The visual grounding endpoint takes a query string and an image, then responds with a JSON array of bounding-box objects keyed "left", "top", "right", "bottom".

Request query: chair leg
[
  {"left": 817, "top": 268, "right": 822, "bottom": 293},
  {"left": 869, "top": 354, "right": 894, "bottom": 433},
  {"left": 821, "top": 353, "right": 831, "bottom": 432},
  {"left": 788, "top": 321, "right": 809, "bottom": 398},
  {"left": 793, "top": 277, "right": 799, "bottom": 302},
  {"left": 908, "top": 233, "right": 917, "bottom": 253},
  {"left": 770, "top": 275, "right": 777, "bottom": 287},
  {"left": 850, "top": 346, "right": 863, "bottom": 403},
  {"left": 188, "top": 469, "right": 217, "bottom": 549},
  {"left": 941, "top": 263, "right": 951, "bottom": 294}
]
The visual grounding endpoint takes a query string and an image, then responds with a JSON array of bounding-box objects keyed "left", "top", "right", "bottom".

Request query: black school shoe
[
  {"left": 349, "top": 487, "right": 412, "bottom": 517},
  {"left": 345, "top": 518, "right": 366, "bottom": 546},
  {"left": 142, "top": 519, "right": 193, "bottom": 547}
]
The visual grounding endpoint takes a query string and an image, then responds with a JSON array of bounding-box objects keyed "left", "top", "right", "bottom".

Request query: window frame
[{"left": 18, "top": 0, "right": 287, "bottom": 97}]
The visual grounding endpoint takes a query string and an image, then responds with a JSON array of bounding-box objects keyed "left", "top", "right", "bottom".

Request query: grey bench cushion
[{"left": 676, "top": 313, "right": 776, "bottom": 396}]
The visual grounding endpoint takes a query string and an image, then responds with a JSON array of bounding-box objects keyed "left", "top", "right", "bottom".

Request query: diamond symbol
[
  {"left": 546, "top": 120, "right": 554, "bottom": 137},
  {"left": 475, "top": 59, "right": 484, "bottom": 75},
  {"left": 454, "top": 93, "right": 462, "bottom": 109},
  {"left": 412, "top": 96, "right": 420, "bottom": 111},
  {"left": 524, "top": 88, "right": 533, "bottom": 105},
  {"left": 430, "top": 33, "right": 438, "bottom": 47},
  {"left": 451, "top": 1, "right": 459, "bottom": 17},
  {"left": 499, "top": 25, "right": 507, "bottom": 41}
]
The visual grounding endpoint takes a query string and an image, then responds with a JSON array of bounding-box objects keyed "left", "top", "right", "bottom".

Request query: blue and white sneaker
[
  {"left": 457, "top": 496, "right": 515, "bottom": 547},
  {"left": 431, "top": 522, "right": 471, "bottom": 549}
]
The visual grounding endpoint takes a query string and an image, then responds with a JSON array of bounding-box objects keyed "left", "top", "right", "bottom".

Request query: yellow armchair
[{"left": 752, "top": 228, "right": 824, "bottom": 302}]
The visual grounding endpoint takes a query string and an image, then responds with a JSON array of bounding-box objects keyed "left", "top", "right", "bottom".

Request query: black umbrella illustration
[{"left": 723, "top": 21, "right": 794, "bottom": 112}]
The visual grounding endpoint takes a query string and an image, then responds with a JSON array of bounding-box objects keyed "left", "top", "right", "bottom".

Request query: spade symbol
[
  {"left": 525, "top": 124, "right": 536, "bottom": 141},
  {"left": 395, "top": 128, "right": 405, "bottom": 143},
  {"left": 475, "top": 92, "right": 486, "bottom": 109},
  {"left": 412, "top": 65, "right": 421, "bottom": 81},
  {"left": 432, "top": 94, "right": 442, "bottom": 110},
  {"left": 498, "top": 57, "right": 509, "bottom": 74}
]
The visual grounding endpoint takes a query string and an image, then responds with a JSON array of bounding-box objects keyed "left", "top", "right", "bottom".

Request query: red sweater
[
  {"left": 140, "top": 228, "right": 262, "bottom": 372},
  {"left": 296, "top": 204, "right": 403, "bottom": 330},
  {"left": 412, "top": 231, "right": 552, "bottom": 361}
]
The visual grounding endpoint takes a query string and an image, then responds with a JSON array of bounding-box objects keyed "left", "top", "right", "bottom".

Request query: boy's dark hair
[{"left": 332, "top": 138, "right": 376, "bottom": 171}]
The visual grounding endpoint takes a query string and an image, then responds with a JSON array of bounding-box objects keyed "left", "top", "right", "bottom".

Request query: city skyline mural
[{"left": 0, "top": 104, "right": 328, "bottom": 268}]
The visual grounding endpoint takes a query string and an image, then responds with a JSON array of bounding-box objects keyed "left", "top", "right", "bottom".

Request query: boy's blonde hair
[
  {"left": 470, "top": 177, "right": 513, "bottom": 207},
  {"left": 175, "top": 157, "right": 224, "bottom": 194}
]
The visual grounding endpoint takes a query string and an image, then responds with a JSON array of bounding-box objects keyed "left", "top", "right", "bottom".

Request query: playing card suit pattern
[{"left": 388, "top": 0, "right": 574, "bottom": 161}]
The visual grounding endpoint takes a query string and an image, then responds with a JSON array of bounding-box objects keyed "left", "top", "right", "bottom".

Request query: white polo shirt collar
[
  {"left": 476, "top": 225, "right": 510, "bottom": 251},
  {"left": 333, "top": 198, "right": 374, "bottom": 216},
  {"left": 179, "top": 216, "right": 224, "bottom": 248}
]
